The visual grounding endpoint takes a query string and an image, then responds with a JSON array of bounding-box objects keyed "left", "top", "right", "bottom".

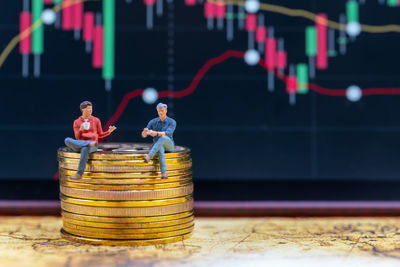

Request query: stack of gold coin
[{"left": 58, "top": 143, "right": 194, "bottom": 246}]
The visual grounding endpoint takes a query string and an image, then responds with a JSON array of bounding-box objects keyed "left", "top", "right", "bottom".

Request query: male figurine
[
  {"left": 64, "top": 101, "right": 116, "bottom": 179},
  {"left": 142, "top": 103, "right": 176, "bottom": 179}
]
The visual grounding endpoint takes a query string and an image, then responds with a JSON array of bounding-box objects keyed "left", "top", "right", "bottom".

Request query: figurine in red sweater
[{"left": 64, "top": 101, "right": 116, "bottom": 179}]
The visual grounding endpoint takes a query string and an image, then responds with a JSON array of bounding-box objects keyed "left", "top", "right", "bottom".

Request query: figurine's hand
[
  {"left": 108, "top": 126, "right": 117, "bottom": 133},
  {"left": 142, "top": 128, "right": 148, "bottom": 137},
  {"left": 148, "top": 130, "right": 158, "bottom": 137},
  {"left": 80, "top": 123, "right": 85, "bottom": 131}
]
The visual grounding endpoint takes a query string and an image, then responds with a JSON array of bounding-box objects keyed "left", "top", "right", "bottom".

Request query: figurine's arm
[
  {"left": 73, "top": 120, "right": 82, "bottom": 139},
  {"left": 142, "top": 120, "right": 153, "bottom": 138},
  {"left": 97, "top": 118, "right": 114, "bottom": 139},
  {"left": 162, "top": 120, "right": 176, "bottom": 136},
  {"left": 153, "top": 120, "right": 176, "bottom": 136},
  {"left": 141, "top": 128, "right": 149, "bottom": 138}
]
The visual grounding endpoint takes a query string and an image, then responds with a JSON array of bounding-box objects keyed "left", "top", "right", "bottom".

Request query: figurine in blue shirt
[{"left": 142, "top": 103, "right": 177, "bottom": 179}]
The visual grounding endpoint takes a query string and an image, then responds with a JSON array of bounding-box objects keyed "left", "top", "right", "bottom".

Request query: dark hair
[{"left": 80, "top": 101, "right": 92, "bottom": 111}]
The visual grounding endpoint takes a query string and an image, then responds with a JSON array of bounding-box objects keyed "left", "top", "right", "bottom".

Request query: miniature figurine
[
  {"left": 64, "top": 101, "right": 116, "bottom": 180},
  {"left": 141, "top": 103, "right": 176, "bottom": 179}
]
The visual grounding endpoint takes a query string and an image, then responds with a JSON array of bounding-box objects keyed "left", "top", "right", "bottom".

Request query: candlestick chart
[{"left": 1, "top": 0, "right": 400, "bottom": 181}]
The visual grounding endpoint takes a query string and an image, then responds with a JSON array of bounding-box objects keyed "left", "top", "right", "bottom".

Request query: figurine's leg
[
  {"left": 148, "top": 138, "right": 164, "bottom": 158},
  {"left": 158, "top": 146, "right": 166, "bottom": 173},
  {"left": 153, "top": 136, "right": 174, "bottom": 178},
  {"left": 144, "top": 136, "right": 174, "bottom": 167},
  {"left": 77, "top": 146, "right": 90, "bottom": 176},
  {"left": 64, "top": 137, "right": 92, "bottom": 152},
  {"left": 164, "top": 137, "right": 174, "bottom": 153},
  {"left": 77, "top": 145, "right": 98, "bottom": 175},
  {"left": 64, "top": 138, "right": 97, "bottom": 179},
  {"left": 149, "top": 135, "right": 172, "bottom": 158}
]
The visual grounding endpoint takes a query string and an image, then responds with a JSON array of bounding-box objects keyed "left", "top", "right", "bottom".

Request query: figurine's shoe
[
  {"left": 69, "top": 174, "right": 82, "bottom": 180},
  {"left": 161, "top": 172, "right": 168, "bottom": 179},
  {"left": 90, "top": 141, "right": 98, "bottom": 148},
  {"left": 143, "top": 154, "right": 151, "bottom": 163}
]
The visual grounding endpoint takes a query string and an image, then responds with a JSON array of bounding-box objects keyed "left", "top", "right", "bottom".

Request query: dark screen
[{"left": 1, "top": 0, "right": 400, "bottom": 182}]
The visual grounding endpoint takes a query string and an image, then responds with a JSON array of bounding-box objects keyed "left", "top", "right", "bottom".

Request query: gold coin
[
  {"left": 61, "top": 229, "right": 192, "bottom": 246},
  {"left": 58, "top": 143, "right": 190, "bottom": 160},
  {"left": 61, "top": 210, "right": 194, "bottom": 223},
  {"left": 62, "top": 225, "right": 194, "bottom": 239},
  {"left": 60, "top": 177, "right": 192, "bottom": 190},
  {"left": 59, "top": 160, "right": 192, "bottom": 172},
  {"left": 60, "top": 184, "right": 193, "bottom": 200},
  {"left": 62, "top": 213, "right": 194, "bottom": 228},
  {"left": 58, "top": 156, "right": 191, "bottom": 166},
  {"left": 61, "top": 200, "right": 193, "bottom": 216},
  {"left": 60, "top": 194, "right": 192, "bottom": 207},
  {"left": 59, "top": 168, "right": 192, "bottom": 179},
  {"left": 63, "top": 220, "right": 194, "bottom": 234},
  {"left": 60, "top": 175, "right": 192, "bottom": 186}
]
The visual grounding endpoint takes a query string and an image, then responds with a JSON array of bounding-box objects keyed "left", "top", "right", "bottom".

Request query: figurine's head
[
  {"left": 80, "top": 101, "right": 93, "bottom": 118},
  {"left": 156, "top": 103, "right": 168, "bottom": 120}
]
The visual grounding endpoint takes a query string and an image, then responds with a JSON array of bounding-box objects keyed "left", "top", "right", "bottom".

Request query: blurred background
[{"left": 1, "top": 0, "right": 400, "bottom": 201}]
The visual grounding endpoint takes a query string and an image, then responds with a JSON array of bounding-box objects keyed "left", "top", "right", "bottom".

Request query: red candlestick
[
  {"left": 286, "top": 75, "right": 297, "bottom": 93},
  {"left": 83, "top": 12, "right": 94, "bottom": 41},
  {"left": 92, "top": 25, "right": 103, "bottom": 68},
  {"left": 265, "top": 38, "right": 277, "bottom": 70},
  {"left": 316, "top": 13, "right": 328, "bottom": 69},
  {"left": 19, "top": 12, "right": 31, "bottom": 54},
  {"left": 72, "top": 1, "right": 83, "bottom": 30},
  {"left": 62, "top": 0, "right": 73, "bottom": 30},
  {"left": 245, "top": 14, "right": 257, "bottom": 32},
  {"left": 276, "top": 51, "right": 287, "bottom": 69},
  {"left": 256, "top": 26, "right": 266, "bottom": 43}
]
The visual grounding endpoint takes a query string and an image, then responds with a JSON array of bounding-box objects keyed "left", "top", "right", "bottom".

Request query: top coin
[{"left": 58, "top": 143, "right": 190, "bottom": 160}]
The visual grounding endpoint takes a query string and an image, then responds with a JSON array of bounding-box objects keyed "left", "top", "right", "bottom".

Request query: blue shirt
[{"left": 146, "top": 116, "right": 176, "bottom": 143}]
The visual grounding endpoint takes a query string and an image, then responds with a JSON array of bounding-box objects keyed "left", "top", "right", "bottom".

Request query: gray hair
[{"left": 156, "top": 103, "right": 168, "bottom": 110}]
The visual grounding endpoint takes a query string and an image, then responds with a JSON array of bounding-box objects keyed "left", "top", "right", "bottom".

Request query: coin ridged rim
[
  {"left": 61, "top": 200, "right": 193, "bottom": 216},
  {"left": 63, "top": 220, "right": 194, "bottom": 234},
  {"left": 62, "top": 225, "right": 194, "bottom": 239},
  {"left": 59, "top": 169, "right": 192, "bottom": 179},
  {"left": 58, "top": 144, "right": 190, "bottom": 160},
  {"left": 58, "top": 156, "right": 191, "bottom": 166},
  {"left": 60, "top": 184, "right": 194, "bottom": 200},
  {"left": 61, "top": 210, "right": 194, "bottom": 223},
  {"left": 59, "top": 175, "right": 192, "bottom": 186},
  {"left": 60, "top": 194, "right": 193, "bottom": 207},
  {"left": 60, "top": 178, "right": 193, "bottom": 190},
  {"left": 61, "top": 229, "right": 192, "bottom": 246},
  {"left": 63, "top": 221, "right": 194, "bottom": 234},
  {"left": 59, "top": 160, "right": 192, "bottom": 172},
  {"left": 62, "top": 214, "right": 194, "bottom": 228}
]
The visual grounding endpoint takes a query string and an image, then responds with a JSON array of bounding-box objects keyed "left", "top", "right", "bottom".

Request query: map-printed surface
[{"left": 1, "top": 216, "right": 400, "bottom": 266}]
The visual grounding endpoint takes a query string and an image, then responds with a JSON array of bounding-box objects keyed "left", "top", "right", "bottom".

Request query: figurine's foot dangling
[
  {"left": 161, "top": 172, "right": 168, "bottom": 179},
  {"left": 69, "top": 173, "right": 82, "bottom": 180},
  {"left": 143, "top": 154, "right": 151, "bottom": 163},
  {"left": 90, "top": 141, "right": 98, "bottom": 148}
]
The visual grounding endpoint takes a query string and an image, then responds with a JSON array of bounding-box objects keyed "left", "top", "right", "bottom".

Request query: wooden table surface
[{"left": 1, "top": 216, "right": 400, "bottom": 267}]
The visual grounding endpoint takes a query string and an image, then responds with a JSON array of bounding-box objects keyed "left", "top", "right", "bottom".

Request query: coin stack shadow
[{"left": 58, "top": 143, "right": 194, "bottom": 246}]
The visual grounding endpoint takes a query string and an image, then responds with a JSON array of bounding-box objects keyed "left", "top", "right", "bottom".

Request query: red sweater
[{"left": 73, "top": 116, "right": 110, "bottom": 142}]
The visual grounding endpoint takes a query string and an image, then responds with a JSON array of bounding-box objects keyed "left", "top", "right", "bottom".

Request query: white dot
[
  {"left": 244, "top": 49, "right": 260, "bottom": 66},
  {"left": 42, "top": 9, "right": 56, "bottom": 25},
  {"left": 142, "top": 87, "right": 158, "bottom": 104},
  {"left": 346, "top": 22, "right": 361, "bottom": 37},
  {"left": 346, "top": 85, "right": 362, "bottom": 102},
  {"left": 245, "top": 0, "right": 260, "bottom": 13}
]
